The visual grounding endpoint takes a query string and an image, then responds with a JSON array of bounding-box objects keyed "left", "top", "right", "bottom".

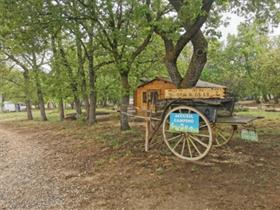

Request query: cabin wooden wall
[{"left": 134, "top": 79, "right": 176, "bottom": 112}]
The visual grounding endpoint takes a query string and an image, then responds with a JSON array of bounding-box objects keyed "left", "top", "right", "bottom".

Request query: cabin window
[{"left": 142, "top": 92, "right": 147, "bottom": 103}]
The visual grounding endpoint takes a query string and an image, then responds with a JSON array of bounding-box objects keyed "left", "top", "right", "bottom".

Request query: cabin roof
[
  {"left": 137, "top": 77, "right": 226, "bottom": 89},
  {"left": 195, "top": 80, "right": 226, "bottom": 88}
]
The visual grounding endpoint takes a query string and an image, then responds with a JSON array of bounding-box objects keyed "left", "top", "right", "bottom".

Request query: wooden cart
[{"left": 129, "top": 85, "right": 260, "bottom": 161}]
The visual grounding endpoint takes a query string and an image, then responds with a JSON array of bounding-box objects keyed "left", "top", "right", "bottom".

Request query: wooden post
[{"left": 145, "top": 117, "right": 150, "bottom": 152}]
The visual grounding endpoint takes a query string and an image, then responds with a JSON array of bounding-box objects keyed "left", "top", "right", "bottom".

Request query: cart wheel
[
  {"left": 213, "top": 124, "right": 236, "bottom": 147},
  {"left": 162, "top": 106, "right": 213, "bottom": 161}
]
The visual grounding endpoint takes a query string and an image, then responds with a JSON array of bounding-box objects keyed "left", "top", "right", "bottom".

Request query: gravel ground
[{"left": 0, "top": 125, "right": 83, "bottom": 210}]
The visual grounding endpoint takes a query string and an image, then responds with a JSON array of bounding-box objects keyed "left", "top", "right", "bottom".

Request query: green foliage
[
  {"left": 179, "top": 1, "right": 203, "bottom": 23},
  {"left": 202, "top": 21, "right": 280, "bottom": 101},
  {"left": 0, "top": 65, "right": 25, "bottom": 102},
  {"left": 253, "top": 41, "right": 280, "bottom": 97}
]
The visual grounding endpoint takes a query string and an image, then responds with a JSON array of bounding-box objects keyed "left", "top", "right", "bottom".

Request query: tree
[
  {"left": 68, "top": 0, "right": 153, "bottom": 129},
  {"left": 145, "top": 0, "right": 215, "bottom": 88},
  {"left": 50, "top": 35, "right": 65, "bottom": 121},
  {"left": 253, "top": 38, "right": 280, "bottom": 103},
  {"left": 0, "top": 52, "right": 35, "bottom": 120},
  {"left": 0, "top": 64, "right": 28, "bottom": 105},
  {"left": 0, "top": 0, "right": 50, "bottom": 121},
  {"left": 201, "top": 20, "right": 280, "bottom": 103},
  {"left": 146, "top": 0, "right": 280, "bottom": 89}
]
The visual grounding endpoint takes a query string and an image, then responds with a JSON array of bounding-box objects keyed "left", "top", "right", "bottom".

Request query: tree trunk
[
  {"left": 23, "top": 69, "right": 33, "bottom": 120},
  {"left": 180, "top": 30, "right": 208, "bottom": 88},
  {"left": 82, "top": 94, "right": 90, "bottom": 119},
  {"left": 262, "top": 93, "right": 269, "bottom": 103},
  {"left": 34, "top": 68, "right": 48, "bottom": 121},
  {"left": 254, "top": 95, "right": 261, "bottom": 104},
  {"left": 0, "top": 95, "right": 3, "bottom": 112},
  {"left": 31, "top": 51, "right": 47, "bottom": 121},
  {"left": 75, "top": 24, "right": 90, "bottom": 119},
  {"left": 59, "top": 97, "right": 65, "bottom": 121},
  {"left": 87, "top": 37, "right": 97, "bottom": 125},
  {"left": 51, "top": 35, "right": 64, "bottom": 121},
  {"left": 162, "top": 30, "right": 208, "bottom": 88},
  {"left": 103, "top": 99, "right": 107, "bottom": 107},
  {"left": 120, "top": 72, "right": 130, "bottom": 131},
  {"left": 25, "top": 99, "right": 33, "bottom": 120},
  {"left": 73, "top": 95, "right": 82, "bottom": 118},
  {"left": 164, "top": 55, "right": 182, "bottom": 88},
  {"left": 274, "top": 94, "right": 279, "bottom": 104},
  {"left": 58, "top": 36, "right": 82, "bottom": 118},
  {"left": 88, "top": 92, "right": 96, "bottom": 125}
]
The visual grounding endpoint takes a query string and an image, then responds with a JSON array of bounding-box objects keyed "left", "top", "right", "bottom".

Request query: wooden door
[{"left": 147, "top": 90, "right": 159, "bottom": 111}]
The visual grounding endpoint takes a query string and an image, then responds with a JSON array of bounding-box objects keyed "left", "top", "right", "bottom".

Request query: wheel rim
[
  {"left": 162, "top": 106, "right": 213, "bottom": 161},
  {"left": 213, "top": 124, "right": 235, "bottom": 147}
]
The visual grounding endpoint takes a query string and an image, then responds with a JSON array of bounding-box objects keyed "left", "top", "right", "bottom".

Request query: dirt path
[
  {"left": 0, "top": 126, "right": 66, "bottom": 209},
  {"left": 0, "top": 125, "right": 94, "bottom": 210}
]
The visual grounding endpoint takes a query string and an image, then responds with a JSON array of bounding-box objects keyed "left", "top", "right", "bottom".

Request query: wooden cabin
[
  {"left": 134, "top": 77, "right": 226, "bottom": 114},
  {"left": 134, "top": 78, "right": 176, "bottom": 114}
]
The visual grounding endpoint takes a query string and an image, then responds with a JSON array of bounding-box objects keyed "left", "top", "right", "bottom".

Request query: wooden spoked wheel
[
  {"left": 162, "top": 106, "right": 213, "bottom": 161},
  {"left": 213, "top": 123, "right": 236, "bottom": 147}
]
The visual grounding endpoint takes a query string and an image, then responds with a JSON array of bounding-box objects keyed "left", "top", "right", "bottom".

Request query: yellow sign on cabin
[{"left": 164, "top": 88, "right": 226, "bottom": 99}]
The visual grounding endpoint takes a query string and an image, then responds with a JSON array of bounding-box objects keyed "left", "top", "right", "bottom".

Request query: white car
[
  {"left": 19, "top": 103, "right": 27, "bottom": 111},
  {"left": 3, "top": 102, "right": 16, "bottom": 112},
  {"left": 3, "top": 102, "right": 27, "bottom": 112}
]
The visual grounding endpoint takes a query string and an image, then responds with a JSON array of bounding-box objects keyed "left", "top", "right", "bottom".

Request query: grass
[
  {"left": 0, "top": 108, "right": 115, "bottom": 122},
  {"left": 1, "top": 108, "right": 279, "bottom": 143},
  {"left": 237, "top": 110, "right": 280, "bottom": 120},
  {"left": 236, "top": 110, "right": 280, "bottom": 137},
  {"left": 0, "top": 107, "right": 279, "bottom": 173},
  {"left": 0, "top": 109, "right": 68, "bottom": 122},
  {"left": 0, "top": 108, "right": 136, "bottom": 159}
]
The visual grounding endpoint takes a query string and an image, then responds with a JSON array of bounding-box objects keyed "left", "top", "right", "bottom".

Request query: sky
[{"left": 219, "top": 13, "right": 280, "bottom": 42}]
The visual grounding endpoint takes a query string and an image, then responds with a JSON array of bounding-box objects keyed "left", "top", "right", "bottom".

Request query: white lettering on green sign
[{"left": 241, "top": 129, "right": 258, "bottom": 141}]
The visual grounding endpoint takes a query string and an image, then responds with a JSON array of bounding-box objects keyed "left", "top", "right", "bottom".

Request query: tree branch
[
  {"left": 21, "top": 54, "right": 33, "bottom": 67},
  {"left": 39, "top": 51, "right": 47, "bottom": 66},
  {"left": 2, "top": 52, "right": 29, "bottom": 72},
  {"left": 95, "top": 60, "right": 114, "bottom": 71},
  {"left": 173, "top": 0, "right": 215, "bottom": 58},
  {"left": 1, "top": 77, "right": 23, "bottom": 87},
  {"left": 129, "top": 29, "right": 154, "bottom": 66}
]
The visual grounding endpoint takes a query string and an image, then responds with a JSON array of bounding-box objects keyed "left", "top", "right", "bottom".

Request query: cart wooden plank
[
  {"left": 216, "top": 115, "right": 263, "bottom": 124},
  {"left": 164, "top": 88, "right": 226, "bottom": 99}
]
